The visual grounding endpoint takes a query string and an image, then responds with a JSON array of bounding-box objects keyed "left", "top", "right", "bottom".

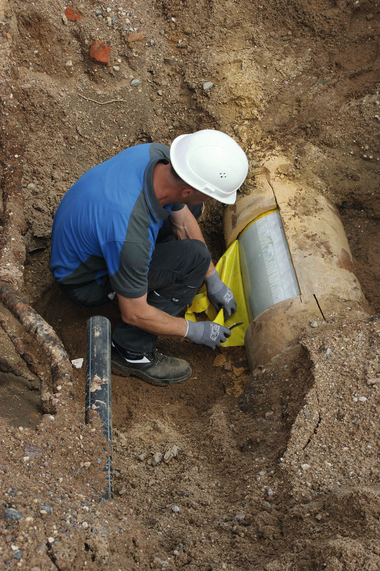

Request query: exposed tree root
[
  {"left": 0, "top": 117, "right": 26, "bottom": 289},
  {"left": 0, "top": 356, "right": 34, "bottom": 381},
  {"left": 0, "top": 283, "right": 74, "bottom": 400},
  {"left": 0, "top": 312, "right": 46, "bottom": 384},
  {"left": 0, "top": 105, "right": 74, "bottom": 413}
]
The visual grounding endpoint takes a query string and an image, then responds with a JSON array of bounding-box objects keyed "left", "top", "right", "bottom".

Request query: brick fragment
[
  {"left": 65, "top": 7, "right": 83, "bottom": 21},
  {"left": 90, "top": 41, "right": 111, "bottom": 64}
]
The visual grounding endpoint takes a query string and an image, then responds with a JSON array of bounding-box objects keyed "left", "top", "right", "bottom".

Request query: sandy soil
[{"left": 1, "top": 0, "right": 380, "bottom": 569}]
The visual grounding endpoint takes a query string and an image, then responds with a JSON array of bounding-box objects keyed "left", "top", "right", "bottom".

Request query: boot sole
[{"left": 111, "top": 359, "right": 192, "bottom": 387}]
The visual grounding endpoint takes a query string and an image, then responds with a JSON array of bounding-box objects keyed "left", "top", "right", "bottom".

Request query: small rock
[
  {"left": 164, "top": 445, "right": 180, "bottom": 464},
  {"left": 171, "top": 506, "right": 180, "bottom": 513},
  {"left": 310, "top": 321, "right": 318, "bottom": 328},
  {"left": 367, "top": 378, "right": 380, "bottom": 385},
  {"left": 152, "top": 452, "right": 163, "bottom": 466},
  {"left": 315, "top": 513, "right": 322, "bottom": 521},
  {"left": 71, "top": 358, "right": 83, "bottom": 369},
  {"left": 138, "top": 453, "right": 147, "bottom": 461},
  {"left": 66, "top": 60, "right": 73, "bottom": 67},
  {"left": 118, "top": 486, "right": 127, "bottom": 495},
  {"left": 358, "top": 396, "right": 367, "bottom": 402},
  {"left": 130, "top": 79, "right": 140, "bottom": 87},
  {"left": 113, "top": 66, "right": 120, "bottom": 71},
  {"left": 40, "top": 505, "right": 52, "bottom": 515},
  {"left": 301, "top": 464, "right": 310, "bottom": 471},
  {"left": 325, "top": 348, "right": 332, "bottom": 356},
  {"left": 127, "top": 32, "right": 144, "bottom": 43},
  {"left": 36, "top": 542, "right": 47, "bottom": 555},
  {"left": 14, "top": 550, "right": 22, "bottom": 559},
  {"left": 3, "top": 508, "right": 22, "bottom": 522},
  {"left": 203, "top": 81, "right": 214, "bottom": 90}
]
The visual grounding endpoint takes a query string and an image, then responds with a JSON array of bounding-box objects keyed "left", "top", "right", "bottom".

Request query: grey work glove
[
  {"left": 184, "top": 320, "right": 231, "bottom": 350},
  {"left": 204, "top": 270, "right": 237, "bottom": 319}
]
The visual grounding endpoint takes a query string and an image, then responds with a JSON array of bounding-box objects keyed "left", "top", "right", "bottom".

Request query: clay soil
[{"left": 1, "top": 0, "right": 380, "bottom": 569}]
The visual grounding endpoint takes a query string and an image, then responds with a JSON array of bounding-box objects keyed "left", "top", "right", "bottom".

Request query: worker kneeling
[{"left": 50, "top": 130, "right": 248, "bottom": 386}]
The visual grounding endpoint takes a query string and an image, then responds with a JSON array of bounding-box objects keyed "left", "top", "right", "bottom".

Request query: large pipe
[
  {"left": 224, "top": 161, "right": 369, "bottom": 370},
  {"left": 239, "top": 210, "right": 299, "bottom": 321},
  {"left": 86, "top": 315, "right": 113, "bottom": 500}
]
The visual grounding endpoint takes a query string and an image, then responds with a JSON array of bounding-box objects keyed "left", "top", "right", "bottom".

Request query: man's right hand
[{"left": 184, "top": 320, "right": 231, "bottom": 350}]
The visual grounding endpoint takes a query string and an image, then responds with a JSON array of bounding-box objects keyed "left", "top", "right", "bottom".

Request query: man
[{"left": 50, "top": 129, "right": 248, "bottom": 386}]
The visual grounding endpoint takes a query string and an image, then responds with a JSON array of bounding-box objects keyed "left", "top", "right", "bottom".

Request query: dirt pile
[{"left": 1, "top": 0, "right": 380, "bottom": 569}]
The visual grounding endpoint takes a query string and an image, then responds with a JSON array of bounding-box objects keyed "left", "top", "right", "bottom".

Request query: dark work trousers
[{"left": 59, "top": 204, "right": 210, "bottom": 354}]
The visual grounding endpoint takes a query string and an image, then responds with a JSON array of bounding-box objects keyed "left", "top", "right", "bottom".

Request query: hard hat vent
[{"left": 220, "top": 172, "right": 227, "bottom": 178}]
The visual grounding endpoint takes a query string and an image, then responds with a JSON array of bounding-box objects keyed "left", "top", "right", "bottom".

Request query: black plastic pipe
[{"left": 85, "top": 315, "right": 112, "bottom": 500}]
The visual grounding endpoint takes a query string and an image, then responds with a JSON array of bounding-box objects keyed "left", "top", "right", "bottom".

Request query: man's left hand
[{"left": 205, "top": 270, "right": 237, "bottom": 319}]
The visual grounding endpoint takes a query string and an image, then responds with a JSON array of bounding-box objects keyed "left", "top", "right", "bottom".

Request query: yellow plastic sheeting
[{"left": 185, "top": 240, "right": 250, "bottom": 346}]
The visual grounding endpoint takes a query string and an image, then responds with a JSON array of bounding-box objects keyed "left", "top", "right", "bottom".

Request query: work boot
[{"left": 111, "top": 342, "right": 192, "bottom": 386}]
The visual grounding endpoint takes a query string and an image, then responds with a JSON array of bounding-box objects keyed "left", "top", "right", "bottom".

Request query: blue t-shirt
[{"left": 50, "top": 143, "right": 183, "bottom": 298}]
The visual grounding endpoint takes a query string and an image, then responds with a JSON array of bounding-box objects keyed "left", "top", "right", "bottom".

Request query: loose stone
[
  {"left": 152, "top": 452, "right": 163, "bottom": 466},
  {"left": 164, "top": 445, "right": 180, "bottom": 463},
  {"left": 171, "top": 506, "right": 180, "bottom": 513},
  {"left": 3, "top": 508, "right": 23, "bottom": 522},
  {"left": 203, "top": 81, "right": 214, "bottom": 90},
  {"left": 130, "top": 79, "right": 140, "bottom": 87}
]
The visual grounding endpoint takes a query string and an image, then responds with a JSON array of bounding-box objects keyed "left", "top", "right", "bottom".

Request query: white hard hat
[{"left": 170, "top": 129, "right": 249, "bottom": 205}]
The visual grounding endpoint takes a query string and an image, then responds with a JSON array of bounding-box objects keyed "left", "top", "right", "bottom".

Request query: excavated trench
[{"left": 1, "top": 0, "right": 380, "bottom": 569}]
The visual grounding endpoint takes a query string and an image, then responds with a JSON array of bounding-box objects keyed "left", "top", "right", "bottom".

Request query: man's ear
[{"left": 180, "top": 187, "right": 195, "bottom": 199}]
